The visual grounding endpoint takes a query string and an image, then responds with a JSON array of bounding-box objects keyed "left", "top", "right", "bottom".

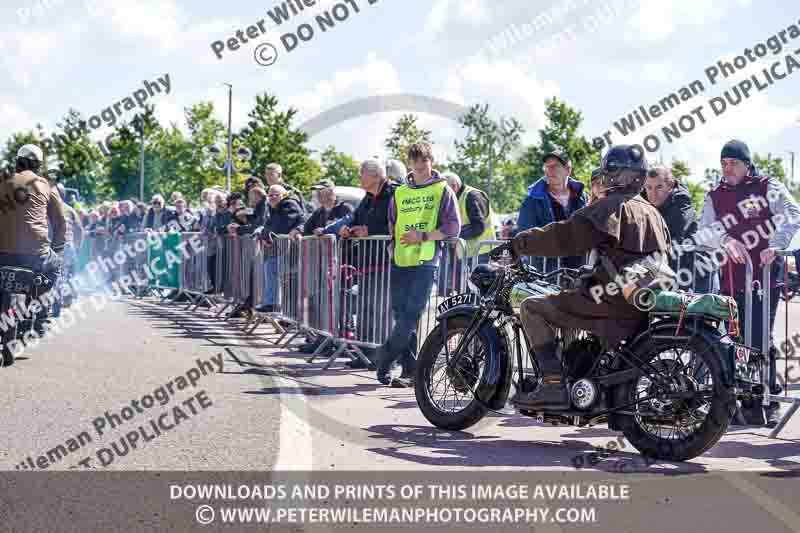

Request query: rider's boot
[
  {"left": 765, "top": 401, "right": 781, "bottom": 428},
  {"left": 510, "top": 343, "right": 570, "bottom": 410}
]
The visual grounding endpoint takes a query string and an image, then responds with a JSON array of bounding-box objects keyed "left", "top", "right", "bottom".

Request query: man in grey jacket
[{"left": 696, "top": 139, "right": 800, "bottom": 426}]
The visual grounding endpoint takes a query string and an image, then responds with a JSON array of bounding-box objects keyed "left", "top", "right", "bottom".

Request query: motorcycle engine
[
  {"left": 571, "top": 379, "right": 598, "bottom": 410},
  {"left": 562, "top": 334, "right": 604, "bottom": 380},
  {"left": 562, "top": 335, "right": 605, "bottom": 410}
]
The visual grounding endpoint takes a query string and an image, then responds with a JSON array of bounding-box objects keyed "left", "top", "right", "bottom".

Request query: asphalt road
[{"left": 0, "top": 291, "right": 798, "bottom": 474}]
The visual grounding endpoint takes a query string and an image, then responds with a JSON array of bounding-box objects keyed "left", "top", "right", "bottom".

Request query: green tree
[
  {"left": 753, "top": 153, "right": 787, "bottom": 183},
  {"left": 384, "top": 114, "right": 432, "bottom": 168},
  {"left": 105, "top": 105, "right": 162, "bottom": 201},
  {"left": 237, "top": 93, "right": 321, "bottom": 194},
  {"left": 320, "top": 146, "right": 360, "bottom": 187},
  {"left": 47, "top": 110, "right": 106, "bottom": 203},
  {"left": 519, "top": 97, "right": 599, "bottom": 189},
  {"left": 448, "top": 103, "right": 525, "bottom": 212},
  {"left": 182, "top": 102, "right": 228, "bottom": 196},
  {"left": 671, "top": 160, "right": 690, "bottom": 182},
  {"left": 2, "top": 131, "right": 42, "bottom": 170}
]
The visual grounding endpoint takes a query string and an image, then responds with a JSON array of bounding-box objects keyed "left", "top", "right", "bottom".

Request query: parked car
[{"left": 309, "top": 186, "right": 365, "bottom": 211}]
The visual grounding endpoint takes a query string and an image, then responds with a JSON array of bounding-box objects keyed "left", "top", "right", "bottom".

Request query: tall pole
[
  {"left": 225, "top": 83, "right": 233, "bottom": 193},
  {"left": 137, "top": 118, "right": 145, "bottom": 202}
]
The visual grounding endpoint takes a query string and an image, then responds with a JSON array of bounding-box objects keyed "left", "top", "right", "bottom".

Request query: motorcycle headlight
[{"left": 469, "top": 264, "right": 498, "bottom": 294}]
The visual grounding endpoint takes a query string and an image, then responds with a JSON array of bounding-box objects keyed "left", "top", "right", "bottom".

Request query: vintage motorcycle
[
  {"left": 414, "top": 245, "right": 764, "bottom": 461},
  {"left": 0, "top": 266, "right": 54, "bottom": 367}
]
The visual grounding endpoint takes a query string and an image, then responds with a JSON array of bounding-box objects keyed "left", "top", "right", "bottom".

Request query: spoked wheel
[
  {"left": 414, "top": 315, "right": 490, "bottom": 430},
  {"left": 616, "top": 336, "right": 736, "bottom": 461},
  {"left": 1, "top": 293, "right": 18, "bottom": 367}
]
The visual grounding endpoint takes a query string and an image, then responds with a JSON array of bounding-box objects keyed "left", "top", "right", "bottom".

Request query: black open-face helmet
[{"left": 600, "top": 145, "right": 649, "bottom": 193}]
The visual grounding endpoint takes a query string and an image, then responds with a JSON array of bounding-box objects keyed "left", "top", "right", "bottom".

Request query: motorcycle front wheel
[{"left": 414, "top": 315, "right": 494, "bottom": 431}]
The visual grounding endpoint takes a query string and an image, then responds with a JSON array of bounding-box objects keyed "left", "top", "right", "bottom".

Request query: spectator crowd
[{"left": 63, "top": 139, "right": 800, "bottom": 424}]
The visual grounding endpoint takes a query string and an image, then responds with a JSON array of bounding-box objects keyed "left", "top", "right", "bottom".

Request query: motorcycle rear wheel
[
  {"left": 615, "top": 335, "right": 736, "bottom": 462},
  {"left": 1, "top": 293, "right": 18, "bottom": 367}
]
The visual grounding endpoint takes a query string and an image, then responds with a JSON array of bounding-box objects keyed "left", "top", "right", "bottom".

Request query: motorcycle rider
[
  {"left": 0, "top": 145, "right": 67, "bottom": 331},
  {"left": 501, "top": 145, "right": 671, "bottom": 409}
]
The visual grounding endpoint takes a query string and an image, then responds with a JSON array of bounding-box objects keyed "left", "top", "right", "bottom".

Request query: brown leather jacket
[
  {"left": 511, "top": 191, "right": 670, "bottom": 345},
  {"left": 0, "top": 171, "right": 67, "bottom": 256}
]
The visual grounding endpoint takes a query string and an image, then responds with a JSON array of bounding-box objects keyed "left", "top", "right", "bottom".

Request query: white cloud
[
  {"left": 440, "top": 56, "right": 560, "bottom": 149},
  {"left": 84, "top": 0, "right": 184, "bottom": 52},
  {"left": 287, "top": 53, "right": 402, "bottom": 121},
  {"left": 599, "top": 52, "right": 800, "bottom": 177}
]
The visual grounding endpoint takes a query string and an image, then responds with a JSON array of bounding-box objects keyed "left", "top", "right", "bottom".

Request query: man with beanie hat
[{"left": 697, "top": 139, "right": 800, "bottom": 427}]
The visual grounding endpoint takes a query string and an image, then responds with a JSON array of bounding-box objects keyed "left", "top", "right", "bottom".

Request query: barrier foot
[
  {"left": 190, "top": 296, "right": 214, "bottom": 313},
  {"left": 246, "top": 317, "right": 265, "bottom": 335},
  {"left": 223, "top": 303, "right": 241, "bottom": 321},
  {"left": 322, "top": 342, "right": 349, "bottom": 371},
  {"left": 768, "top": 398, "right": 800, "bottom": 439},
  {"left": 274, "top": 329, "right": 291, "bottom": 346},
  {"left": 214, "top": 302, "right": 231, "bottom": 318},
  {"left": 184, "top": 293, "right": 199, "bottom": 311},
  {"left": 307, "top": 337, "right": 334, "bottom": 364},
  {"left": 349, "top": 345, "right": 373, "bottom": 367},
  {"left": 281, "top": 331, "right": 302, "bottom": 349},
  {"left": 265, "top": 316, "right": 285, "bottom": 336}
]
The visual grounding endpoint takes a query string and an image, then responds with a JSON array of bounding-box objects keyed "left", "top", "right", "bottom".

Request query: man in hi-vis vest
[
  {"left": 442, "top": 171, "right": 495, "bottom": 295},
  {"left": 379, "top": 142, "right": 461, "bottom": 387}
]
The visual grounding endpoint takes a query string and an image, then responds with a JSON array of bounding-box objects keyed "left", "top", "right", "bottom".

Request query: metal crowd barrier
[
  {"left": 122, "top": 232, "right": 152, "bottom": 297},
  {"left": 336, "top": 236, "right": 392, "bottom": 346},
  {"left": 178, "top": 233, "right": 217, "bottom": 309},
  {"left": 300, "top": 236, "right": 391, "bottom": 368},
  {"left": 272, "top": 235, "right": 301, "bottom": 324},
  {"left": 757, "top": 250, "right": 800, "bottom": 438},
  {"left": 298, "top": 235, "right": 339, "bottom": 339},
  {"left": 247, "top": 234, "right": 304, "bottom": 343}
]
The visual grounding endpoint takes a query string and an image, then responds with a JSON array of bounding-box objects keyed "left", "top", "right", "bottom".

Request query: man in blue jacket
[{"left": 514, "top": 147, "right": 587, "bottom": 271}]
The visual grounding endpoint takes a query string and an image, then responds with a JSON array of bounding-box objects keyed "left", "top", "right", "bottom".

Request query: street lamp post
[
  {"left": 225, "top": 83, "right": 233, "bottom": 193},
  {"left": 207, "top": 83, "right": 251, "bottom": 193},
  {"left": 132, "top": 116, "right": 145, "bottom": 202}
]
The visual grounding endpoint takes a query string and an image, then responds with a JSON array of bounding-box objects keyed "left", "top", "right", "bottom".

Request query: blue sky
[{"left": 2, "top": 0, "right": 799, "bottom": 182}]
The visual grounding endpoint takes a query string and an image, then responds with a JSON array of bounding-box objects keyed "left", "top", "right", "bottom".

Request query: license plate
[
  {"left": 0, "top": 268, "right": 37, "bottom": 294},
  {"left": 437, "top": 293, "right": 478, "bottom": 315}
]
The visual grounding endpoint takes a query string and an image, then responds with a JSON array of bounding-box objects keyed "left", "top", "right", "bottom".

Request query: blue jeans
[
  {"left": 262, "top": 256, "right": 278, "bottom": 306},
  {"left": 377, "top": 265, "right": 437, "bottom": 381}
]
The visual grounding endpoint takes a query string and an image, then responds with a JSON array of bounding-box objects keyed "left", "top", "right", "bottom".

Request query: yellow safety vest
[
  {"left": 457, "top": 184, "right": 496, "bottom": 258},
  {"left": 393, "top": 181, "right": 447, "bottom": 267}
]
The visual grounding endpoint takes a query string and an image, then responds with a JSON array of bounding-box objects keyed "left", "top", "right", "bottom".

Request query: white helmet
[{"left": 17, "top": 144, "right": 44, "bottom": 163}]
